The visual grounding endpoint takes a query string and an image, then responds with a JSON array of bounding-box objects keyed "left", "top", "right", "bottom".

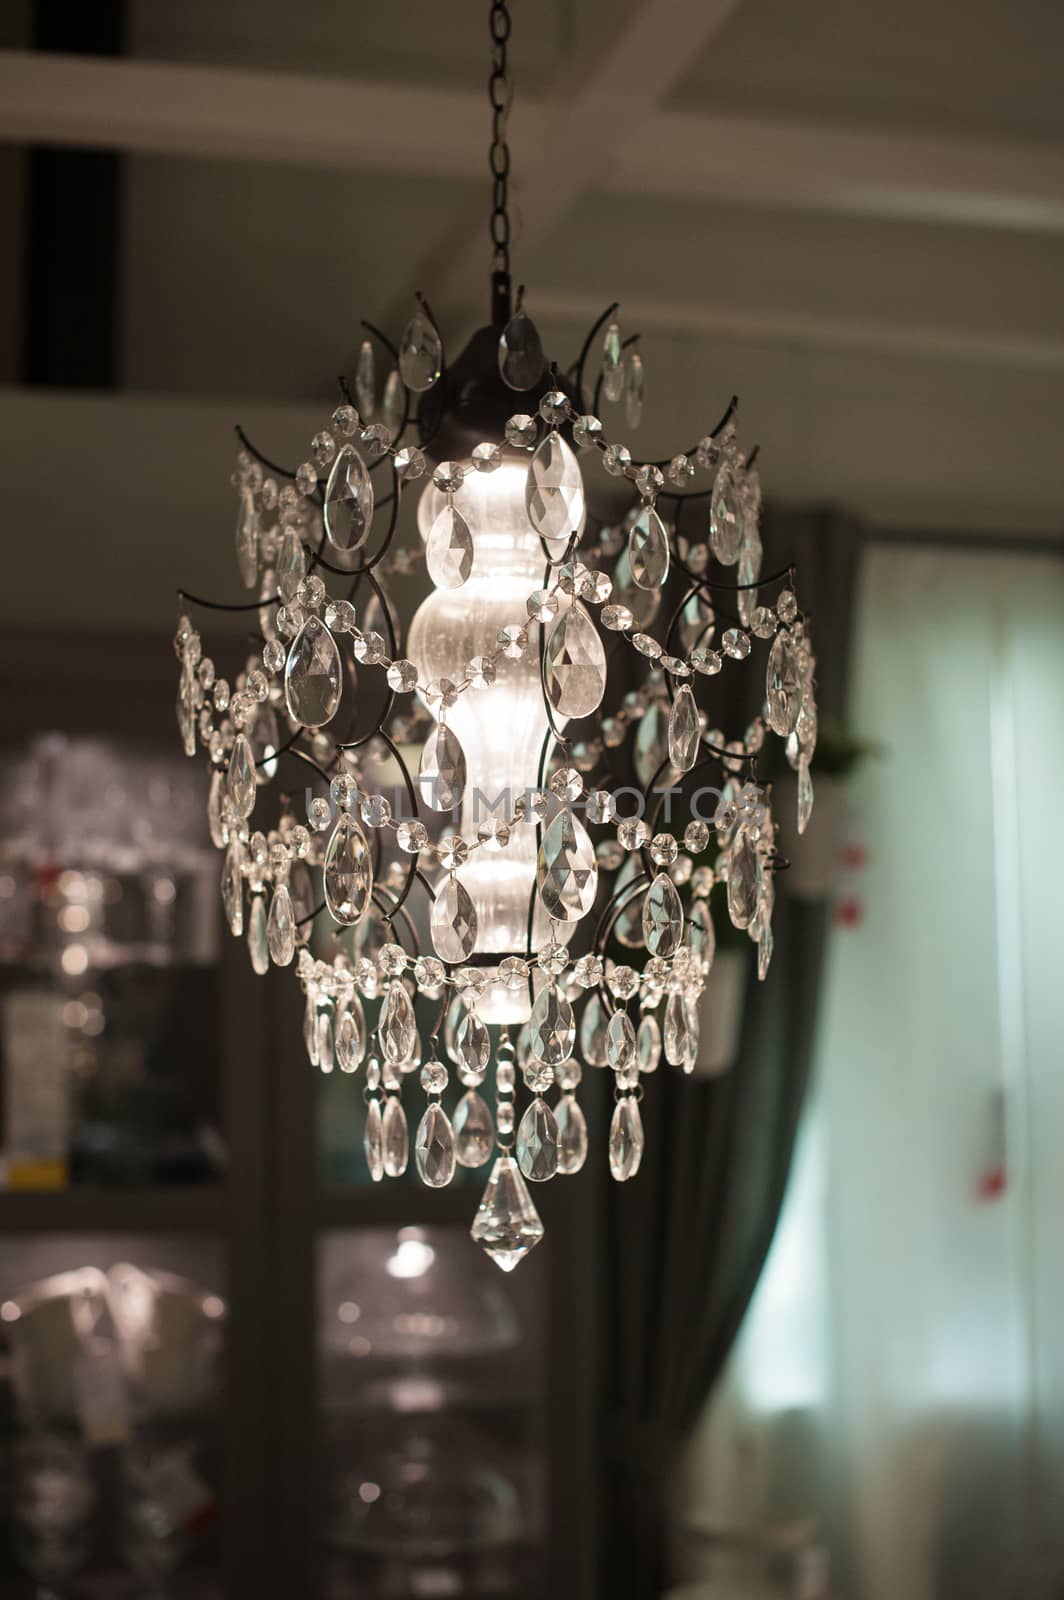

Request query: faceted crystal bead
[
  {"left": 504, "top": 413, "right": 538, "bottom": 449},
  {"left": 396, "top": 820, "right": 429, "bottom": 853},
  {"left": 608, "top": 1097, "right": 645, "bottom": 1181},
  {"left": 529, "top": 985, "right": 575, "bottom": 1066},
  {"left": 418, "top": 723, "right": 466, "bottom": 813},
  {"left": 470, "top": 1155, "right": 544, "bottom": 1272},
  {"left": 394, "top": 445, "right": 426, "bottom": 482},
  {"left": 643, "top": 873, "right": 684, "bottom": 958},
  {"left": 516, "top": 1097, "right": 559, "bottom": 1183},
  {"left": 426, "top": 503, "right": 474, "bottom": 589},
  {"left": 221, "top": 841, "right": 244, "bottom": 935},
  {"left": 664, "top": 988, "right": 692, "bottom": 1066},
  {"left": 624, "top": 350, "right": 645, "bottom": 428},
  {"left": 382, "top": 1096, "right": 409, "bottom": 1178},
  {"left": 379, "top": 981, "right": 417, "bottom": 1063},
  {"left": 284, "top": 618, "right": 342, "bottom": 728},
  {"left": 398, "top": 306, "right": 442, "bottom": 391},
  {"left": 355, "top": 337, "right": 376, "bottom": 419},
  {"left": 466, "top": 655, "right": 496, "bottom": 690},
  {"left": 797, "top": 754, "right": 814, "bottom": 835},
  {"left": 668, "top": 684, "right": 700, "bottom": 773},
  {"left": 363, "top": 1099, "right": 385, "bottom": 1182},
  {"left": 601, "top": 320, "right": 624, "bottom": 403},
  {"left": 543, "top": 601, "right": 607, "bottom": 720},
  {"left": 726, "top": 826, "right": 761, "bottom": 930},
  {"left": 537, "top": 807, "right": 598, "bottom": 922},
  {"left": 323, "top": 812, "right": 373, "bottom": 925},
  {"left": 454, "top": 1089, "right": 494, "bottom": 1167},
  {"left": 247, "top": 894, "right": 269, "bottom": 975},
  {"left": 336, "top": 1001, "right": 366, "bottom": 1072},
  {"left": 266, "top": 883, "right": 296, "bottom": 966},
  {"left": 324, "top": 445, "right": 374, "bottom": 552},
  {"left": 430, "top": 875, "right": 478, "bottom": 964},
  {"left": 606, "top": 1010, "right": 637, "bottom": 1073},
  {"left": 710, "top": 463, "right": 744, "bottom": 565},
  {"left": 627, "top": 505, "right": 670, "bottom": 591},
  {"left": 579, "top": 991, "right": 609, "bottom": 1067},
  {"left": 416, "top": 1103, "right": 456, "bottom": 1187},
  {"left": 637, "top": 1013, "right": 662, "bottom": 1073},
  {"left": 555, "top": 1094, "right": 589, "bottom": 1174},
  {"left": 525, "top": 432, "right": 585, "bottom": 544},
  {"left": 573, "top": 414, "right": 603, "bottom": 450},
  {"left": 498, "top": 309, "right": 546, "bottom": 390},
  {"left": 766, "top": 631, "right": 801, "bottom": 737},
  {"left": 226, "top": 733, "right": 256, "bottom": 819}
]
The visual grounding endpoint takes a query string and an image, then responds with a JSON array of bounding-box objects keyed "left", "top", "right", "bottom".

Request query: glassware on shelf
[
  {"left": 12, "top": 1433, "right": 94, "bottom": 1598},
  {"left": 117, "top": 1436, "right": 204, "bottom": 1593}
]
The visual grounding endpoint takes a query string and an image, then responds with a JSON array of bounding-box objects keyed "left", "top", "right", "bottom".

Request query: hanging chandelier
[{"left": 173, "top": 2, "right": 818, "bottom": 1271}]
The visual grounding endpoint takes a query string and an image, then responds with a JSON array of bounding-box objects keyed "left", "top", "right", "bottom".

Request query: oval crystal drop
[
  {"left": 608, "top": 1097, "right": 645, "bottom": 1182},
  {"left": 667, "top": 683, "right": 700, "bottom": 773},
  {"left": 766, "top": 631, "right": 801, "bottom": 737},
  {"left": 726, "top": 826, "right": 761, "bottom": 931},
  {"left": 266, "top": 883, "right": 296, "bottom": 966},
  {"left": 318, "top": 1010, "right": 335, "bottom": 1072},
  {"left": 690, "top": 899, "right": 717, "bottom": 974},
  {"left": 643, "top": 873, "right": 684, "bottom": 958},
  {"left": 226, "top": 733, "right": 256, "bottom": 820},
  {"left": 516, "top": 1097, "right": 560, "bottom": 1183},
  {"left": 415, "top": 1102, "right": 456, "bottom": 1188},
  {"left": 624, "top": 350, "right": 645, "bottom": 429},
  {"left": 363, "top": 1099, "right": 384, "bottom": 1183},
  {"left": 336, "top": 1000, "right": 366, "bottom": 1073},
  {"left": 556, "top": 1094, "right": 589, "bottom": 1174},
  {"left": 737, "top": 532, "right": 761, "bottom": 627},
  {"left": 606, "top": 1010, "right": 637, "bottom": 1073},
  {"left": 455, "top": 1012, "right": 490, "bottom": 1077},
  {"left": 379, "top": 981, "right": 417, "bottom": 1064},
  {"left": 323, "top": 813, "right": 372, "bottom": 926},
  {"left": 525, "top": 431, "right": 585, "bottom": 546},
  {"left": 381, "top": 1096, "right": 409, "bottom": 1178},
  {"left": 425, "top": 503, "right": 474, "bottom": 590},
  {"left": 324, "top": 444, "right": 374, "bottom": 552},
  {"left": 797, "top": 754, "right": 814, "bottom": 835},
  {"left": 398, "top": 308, "right": 442, "bottom": 392},
  {"left": 710, "top": 464, "right": 744, "bottom": 565},
  {"left": 470, "top": 1155, "right": 544, "bottom": 1271},
  {"left": 380, "top": 368, "right": 404, "bottom": 439},
  {"left": 430, "top": 876, "right": 478, "bottom": 964},
  {"left": 303, "top": 992, "right": 320, "bottom": 1066},
  {"left": 579, "top": 991, "right": 609, "bottom": 1067},
  {"left": 628, "top": 505, "right": 670, "bottom": 591},
  {"left": 529, "top": 986, "right": 575, "bottom": 1066},
  {"left": 419, "top": 724, "right": 466, "bottom": 813},
  {"left": 637, "top": 1014, "right": 662, "bottom": 1074},
  {"left": 543, "top": 602, "right": 606, "bottom": 720},
  {"left": 454, "top": 1089, "right": 494, "bottom": 1168},
  {"left": 664, "top": 989, "right": 691, "bottom": 1067},
  {"left": 277, "top": 527, "right": 306, "bottom": 603},
  {"left": 498, "top": 309, "right": 547, "bottom": 390},
  {"left": 537, "top": 807, "right": 598, "bottom": 923},
  {"left": 247, "top": 895, "right": 269, "bottom": 975},
  {"left": 601, "top": 320, "right": 624, "bottom": 403},
  {"left": 284, "top": 618, "right": 342, "bottom": 728},
  {"left": 221, "top": 841, "right": 243, "bottom": 936}
]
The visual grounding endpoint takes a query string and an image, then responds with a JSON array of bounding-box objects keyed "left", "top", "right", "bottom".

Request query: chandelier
[{"left": 173, "top": 2, "right": 818, "bottom": 1271}]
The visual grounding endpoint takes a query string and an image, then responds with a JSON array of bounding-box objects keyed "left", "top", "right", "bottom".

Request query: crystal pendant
[
  {"left": 726, "top": 826, "right": 761, "bottom": 930},
  {"left": 556, "top": 1094, "right": 589, "bottom": 1174},
  {"left": 455, "top": 1011, "right": 490, "bottom": 1076},
  {"left": 643, "top": 873, "right": 684, "bottom": 958},
  {"left": 606, "top": 1010, "right": 637, "bottom": 1073},
  {"left": 628, "top": 505, "right": 670, "bottom": 591},
  {"left": 537, "top": 807, "right": 598, "bottom": 922},
  {"left": 637, "top": 1013, "right": 662, "bottom": 1073},
  {"left": 398, "top": 306, "right": 442, "bottom": 392},
  {"left": 324, "top": 445, "right": 374, "bottom": 552},
  {"left": 431, "top": 876, "right": 478, "bottom": 964},
  {"left": 318, "top": 1009, "right": 335, "bottom": 1072},
  {"left": 454, "top": 1090, "right": 494, "bottom": 1168},
  {"left": 529, "top": 985, "right": 575, "bottom": 1065},
  {"left": 303, "top": 992, "right": 320, "bottom": 1067},
  {"left": 608, "top": 1097, "right": 645, "bottom": 1181},
  {"left": 471, "top": 1155, "right": 544, "bottom": 1271},
  {"left": 252, "top": 702, "right": 279, "bottom": 784},
  {"left": 579, "top": 992, "right": 609, "bottom": 1067},
  {"left": 284, "top": 618, "right": 342, "bottom": 728},
  {"left": 380, "top": 368, "right": 404, "bottom": 439},
  {"left": 379, "top": 981, "right": 417, "bottom": 1063},
  {"left": 226, "top": 733, "right": 256, "bottom": 819},
  {"left": 221, "top": 841, "right": 243, "bottom": 936},
  {"left": 235, "top": 487, "right": 259, "bottom": 588},
  {"left": 176, "top": 666, "right": 198, "bottom": 757},
  {"left": 516, "top": 1097, "right": 559, "bottom": 1182},
  {"left": 266, "top": 883, "right": 296, "bottom": 966},
  {"left": 498, "top": 309, "right": 546, "bottom": 390},
  {"left": 419, "top": 724, "right": 466, "bottom": 812},
  {"left": 355, "top": 337, "right": 376, "bottom": 419},
  {"left": 737, "top": 532, "right": 761, "bottom": 627},
  {"left": 681, "top": 996, "right": 700, "bottom": 1074},
  {"left": 382, "top": 1096, "right": 409, "bottom": 1178},
  {"left": 797, "top": 754, "right": 814, "bottom": 834},
  {"left": 667, "top": 684, "right": 700, "bottom": 772},
  {"left": 543, "top": 601, "right": 607, "bottom": 719},
  {"left": 710, "top": 463, "right": 744, "bottom": 565},
  {"left": 277, "top": 527, "right": 306, "bottom": 603},
  {"left": 664, "top": 989, "right": 691, "bottom": 1067},
  {"left": 247, "top": 894, "right": 269, "bottom": 975},
  {"left": 336, "top": 1001, "right": 366, "bottom": 1072},
  {"left": 766, "top": 631, "right": 801, "bottom": 737},
  {"left": 601, "top": 320, "right": 624, "bottom": 403},
  {"left": 207, "top": 770, "right": 226, "bottom": 848},
  {"left": 363, "top": 1099, "right": 384, "bottom": 1183},
  {"left": 425, "top": 503, "right": 474, "bottom": 590},
  {"left": 323, "top": 812, "right": 373, "bottom": 925},
  {"left": 415, "top": 1102, "right": 456, "bottom": 1187},
  {"left": 624, "top": 350, "right": 645, "bottom": 429},
  {"left": 525, "top": 432, "right": 585, "bottom": 545},
  {"left": 690, "top": 900, "right": 716, "bottom": 973}
]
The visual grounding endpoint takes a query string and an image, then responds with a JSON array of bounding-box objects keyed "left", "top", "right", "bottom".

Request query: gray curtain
[{"left": 597, "top": 507, "right": 861, "bottom": 1599}]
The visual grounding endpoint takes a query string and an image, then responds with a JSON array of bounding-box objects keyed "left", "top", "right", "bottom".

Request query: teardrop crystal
[
  {"left": 251, "top": 702, "right": 279, "bottom": 784},
  {"left": 579, "top": 991, "right": 609, "bottom": 1067},
  {"left": 668, "top": 684, "right": 700, "bottom": 772},
  {"left": 498, "top": 309, "right": 547, "bottom": 390},
  {"left": 637, "top": 1014, "right": 662, "bottom": 1074},
  {"left": 766, "top": 631, "right": 801, "bottom": 737},
  {"left": 323, "top": 813, "right": 373, "bottom": 925},
  {"left": 324, "top": 444, "right": 374, "bottom": 552},
  {"left": 664, "top": 988, "right": 691, "bottom": 1067},
  {"left": 643, "top": 873, "right": 684, "bottom": 958},
  {"left": 556, "top": 1094, "right": 589, "bottom": 1174},
  {"left": 525, "top": 431, "right": 585, "bottom": 545},
  {"left": 207, "top": 769, "right": 226, "bottom": 848},
  {"left": 516, "top": 1097, "right": 559, "bottom": 1183},
  {"left": 303, "top": 992, "right": 320, "bottom": 1067},
  {"left": 355, "top": 337, "right": 376, "bottom": 419},
  {"left": 226, "top": 733, "right": 256, "bottom": 819},
  {"left": 737, "top": 531, "right": 761, "bottom": 627},
  {"left": 336, "top": 999, "right": 366, "bottom": 1073},
  {"left": 624, "top": 350, "right": 645, "bottom": 429},
  {"left": 690, "top": 900, "right": 716, "bottom": 974},
  {"left": 415, "top": 1102, "right": 456, "bottom": 1187},
  {"left": 727, "top": 826, "right": 761, "bottom": 931},
  {"left": 455, "top": 1012, "right": 490, "bottom": 1077},
  {"left": 247, "top": 894, "right": 268, "bottom": 975},
  {"left": 470, "top": 1155, "right": 544, "bottom": 1271},
  {"left": 425, "top": 504, "right": 474, "bottom": 590},
  {"left": 419, "top": 723, "right": 466, "bottom": 812},
  {"left": 284, "top": 618, "right": 342, "bottom": 728},
  {"left": 379, "top": 981, "right": 417, "bottom": 1063},
  {"left": 601, "top": 320, "right": 624, "bottom": 403},
  {"left": 398, "top": 307, "right": 442, "bottom": 392},
  {"left": 382, "top": 1096, "right": 409, "bottom": 1178},
  {"left": 606, "top": 1009, "right": 637, "bottom": 1072},
  {"left": 221, "top": 841, "right": 243, "bottom": 936},
  {"left": 318, "top": 1010, "right": 335, "bottom": 1073},
  {"left": 628, "top": 505, "right": 670, "bottom": 591},
  {"left": 710, "top": 463, "right": 744, "bottom": 565},
  {"left": 797, "top": 754, "right": 814, "bottom": 835},
  {"left": 235, "top": 487, "right": 259, "bottom": 588},
  {"left": 381, "top": 368, "right": 404, "bottom": 440},
  {"left": 543, "top": 601, "right": 606, "bottom": 720},
  {"left": 266, "top": 883, "right": 296, "bottom": 966},
  {"left": 529, "top": 985, "right": 575, "bottom": 1066},
  {"left": 431, "top": 876, "right": 478, "bottom": 964},
  {"left": 277, "top": 528, "right": 306, "bottom": 603},
  {"left": 537, "top": 807, "right": 598, "bottom": 922},
  {"left": 608, "top": 1097, "right": 645, "bottom": 1181},
  {"left": 363, "top": 1099, "right": 384, "bottom": 1182},
  {"left": 454, "top": 1089, "right": 494, "bottom": 1168}
]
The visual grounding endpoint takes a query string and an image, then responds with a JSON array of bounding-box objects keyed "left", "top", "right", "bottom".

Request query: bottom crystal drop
[{"left": 470, "top": 1155, "right": 545, "bottom": 1271}]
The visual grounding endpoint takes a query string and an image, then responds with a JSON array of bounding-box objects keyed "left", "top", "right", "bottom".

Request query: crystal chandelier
[{"left": 173, "top": 2, "right": 818, "bottom": 1271}]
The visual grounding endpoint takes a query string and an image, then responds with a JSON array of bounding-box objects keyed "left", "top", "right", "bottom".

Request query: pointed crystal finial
[
  {"left": 430, "top": 876, "right": 478, "bottom": 964},
  {"left": 419, "top": 724, "right": 467, "bottom": 812},
  {"left": 628, "top": 505, "right": 670, "bottom": 591},
  {"left": 642, "top": 873, "right": 684, "bottom": 958},
  {"left": 525, "top": 432, "right": 585, "bottom": 545},
  {"left": 266, "top": 883, "right": 296, "bottom": 966},
  {"left": 398, "top": 304, "right": 442, "bottom": 391},
  {"left": 543, "top": 601, "right": 607, "bottom": 720},
  {"left": 667, "top": 683, "right": 700, "bottom": 772},
  {"left": 498, "top": 308, "right": 547, "bottom": 390},
  {"left": 323, "top": 812, "right": 373, "bottom": 925},
  {"left": 537, "top": 807, "right": 598, "bottom": 922},
  {"left": 454, "top": 1089, "right": 494, "bottom": 1168},
  {"left": 324, "top": 444, "right": 374, "bottom": 552},
  {"left": 471, "top": 1155, "right": 545, "bottom": 1271},
  {"left": 555, "top": 1094, "right": 589, "bottom": 1174},
  {"left": 608, "top": 1097, "right": 645, "bottom": 1181},
  {"left": 382, "top": 1096, "right": 409, "bottom": 1178},
  {"left": 425, "top": 504, "right": 474, "bottom": 589},
  {"left": 379, "top": 981, "right": 417, "bottom": 1064},
  {"left": 415, "top": 1102, "right": 456, "bottom": 1187},
  {"left": 516, "top": 1097, "right": 559, "bottom": 1183},
  {"left": 284, "top": 618, "right": 342, "bottom": 728}
]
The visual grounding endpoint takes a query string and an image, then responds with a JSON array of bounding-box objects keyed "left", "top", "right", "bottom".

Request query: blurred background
[{"left": 0, "top": 1, "right": 1061, "bottom": 1597}]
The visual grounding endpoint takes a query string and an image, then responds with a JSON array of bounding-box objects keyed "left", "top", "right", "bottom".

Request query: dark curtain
[{"left": 597, "top": 507, "right": 861, "bottom": 1599}]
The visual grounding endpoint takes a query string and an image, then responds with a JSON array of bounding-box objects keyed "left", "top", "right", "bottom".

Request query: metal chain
[{"left": 489, "top": 0, "right": 512, "bottom": 275}]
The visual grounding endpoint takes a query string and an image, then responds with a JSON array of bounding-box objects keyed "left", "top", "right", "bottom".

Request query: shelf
[
  {"left": 0, "top": 1184, "right": 225, "bottom": 1233},
  {"left": 317, "top": 1184, "right": 478, "bottom": 1231}
]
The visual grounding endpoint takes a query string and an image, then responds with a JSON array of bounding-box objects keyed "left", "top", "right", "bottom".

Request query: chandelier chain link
[{"left": 489, "top": 0, "right": 513, "bottom": 273}]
